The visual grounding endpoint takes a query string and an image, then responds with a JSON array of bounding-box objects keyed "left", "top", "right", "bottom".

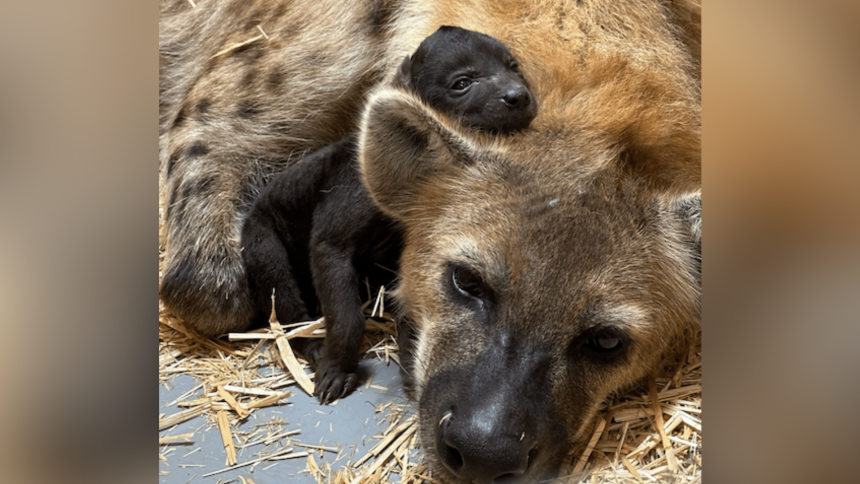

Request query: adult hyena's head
[{"left": 357, "top": 55, "right": 700, "bottom": 482}]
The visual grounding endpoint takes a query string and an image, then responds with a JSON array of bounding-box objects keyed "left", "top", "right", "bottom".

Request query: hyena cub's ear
[
  {"left": 391, "top": 55, "right": 412, "bottom": 89},
  {"left": 358, "top": 87, "right": 479, "bottom": 220}
]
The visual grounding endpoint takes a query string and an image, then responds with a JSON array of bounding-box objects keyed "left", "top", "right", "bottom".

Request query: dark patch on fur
[
  {"left": 232, "top": 42, "right": 265, "bottom": 64},
  {"left": 243, "top": 18, "right": 262, "bottom": 32},
  {"left": 366, "top": 0, "right": 395, "bottom": 37},
  {"left": 186, "top": 141, "right": 209, "bottom": 159},
  {"left": 196, "top": 99, "right": 211, "bottom": 116},
  {"left": 240, "top": 69, "right": 258, "bottom": 89},
  {"left": 266, "top": 68, "right": 286, "bottom": 92},
  {"left": 271, "top": 2, "right": 287, "bottom": 20},
  {"left": 277, "top": 18, "right": 307, "bottom": 44}
]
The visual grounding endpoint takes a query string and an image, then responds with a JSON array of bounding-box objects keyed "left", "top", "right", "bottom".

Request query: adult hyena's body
[
  {"left": 160, "top": 0, "right": 701, "bottom": 480},
  {"left": 159, "top": 0, "right": 398, "bottom": 334}
]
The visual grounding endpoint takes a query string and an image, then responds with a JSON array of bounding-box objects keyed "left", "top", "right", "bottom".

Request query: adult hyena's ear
[
  {"left": 619, "top": 124, "right": 701, "bottom": 196},
  {"left": 667, "top": 189, "right": 701, "bottom": 282},
  {"left": 358, "top": 86, "right": 479, "bottom": 220}
]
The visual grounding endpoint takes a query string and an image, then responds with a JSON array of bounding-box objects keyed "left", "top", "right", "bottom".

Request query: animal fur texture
[
  {"left": 159, "top": 0, "right": 701, "bottom": 481},
  {"left": 239, "top": 25, "right": 537, "bottom": 406}
]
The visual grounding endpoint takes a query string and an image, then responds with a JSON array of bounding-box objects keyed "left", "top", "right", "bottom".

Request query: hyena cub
[
  {"left": 240, "top": 26, "right": 537, "bottom": 404},
  {"left": 392, "top": 26, "right": 537, "bottom": 132}
]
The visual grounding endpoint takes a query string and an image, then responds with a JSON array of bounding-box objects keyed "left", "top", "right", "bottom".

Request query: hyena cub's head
[
  {"left": 358, "top": 87, "right": 700, "bottom": 483},
  {"left": 392, "top": 25, "right": 537, "bottom": 134}
]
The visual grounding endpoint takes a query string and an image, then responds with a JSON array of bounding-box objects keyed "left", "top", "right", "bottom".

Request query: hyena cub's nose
[
  {"left": 437, "top": 408, "right": 538, "bottom": 483},
  {"left": 502, "top": 85, "right": 531, "bottom": 108}
]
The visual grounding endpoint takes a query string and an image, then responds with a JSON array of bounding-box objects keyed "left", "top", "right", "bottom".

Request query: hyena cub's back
[{"left": 159, "top": 0, "right": 393, "bottom": 335}]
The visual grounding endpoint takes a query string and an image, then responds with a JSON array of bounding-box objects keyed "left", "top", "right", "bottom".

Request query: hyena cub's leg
[{"left": 241, "top": 203, "right": 314, "bottom": 330}]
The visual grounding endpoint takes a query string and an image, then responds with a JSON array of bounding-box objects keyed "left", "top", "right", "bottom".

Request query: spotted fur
[{"left": 159, "top": 0, "right": 701, "bottom": 480}]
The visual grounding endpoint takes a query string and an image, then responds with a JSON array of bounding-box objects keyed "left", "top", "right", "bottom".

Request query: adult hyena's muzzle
[{"left": 420, "top": 331, "right": 567, "bottom": 483}]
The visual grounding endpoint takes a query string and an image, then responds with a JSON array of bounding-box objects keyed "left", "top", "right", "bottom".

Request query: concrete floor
[{"left": 159, "top": 357, "right": 415, "bottom": 484}]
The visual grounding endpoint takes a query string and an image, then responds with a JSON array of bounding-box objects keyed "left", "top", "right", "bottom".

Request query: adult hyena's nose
[
  {"left": 428, "top": 330, "right": 553, "bottom": 482},
  {"left": 436, "top": 406, "right": 538, "bottom": 484}
]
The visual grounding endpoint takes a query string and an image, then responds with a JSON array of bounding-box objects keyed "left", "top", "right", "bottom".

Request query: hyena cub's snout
[
  {"left": 487, "top": 74, "right": 536, "bottom": 133},
  {"left": 421, "top": 332, "right": 566, "bottom": 483},
  {"left": 500, "top": 80, "right": 532, "bottom": 109}
]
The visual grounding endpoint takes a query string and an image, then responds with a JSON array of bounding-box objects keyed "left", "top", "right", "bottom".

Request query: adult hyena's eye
[
  {"left": 592, "top": 335, "right": 622, "bottom": 351},
  {"left": 576, "top": 327, "right": 628, "bottom": 364},
  {"left": 451, "top": 265, "right": 485, "bottom": 299},
  {"left": 451, "top": 78, "right": 472, "bottom": 91}
]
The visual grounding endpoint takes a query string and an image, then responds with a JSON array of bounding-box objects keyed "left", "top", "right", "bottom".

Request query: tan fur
[
  {"left": 358, "top": 87, "right": 699, "bottom": 478},
  {"left": 160, "top": 0, "right": 700, "bottom": 477}
]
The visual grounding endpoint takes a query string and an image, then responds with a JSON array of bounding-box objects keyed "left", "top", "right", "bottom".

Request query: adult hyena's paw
[
  {"left": 159, "top": 246, "right": 254, "bottom": 336},
  {"left": 312, "top": 353, "right": 360, "bottom": 405}
]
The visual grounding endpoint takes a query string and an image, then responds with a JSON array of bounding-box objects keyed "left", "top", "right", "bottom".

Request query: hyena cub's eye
[
  {"left": 450, "top": 78, "right": 473, "bottom": 91},
  {"left": 450, "top": 264, "right": 485, "bottom": 300},
  {"left": 509, "top": 60, "right": 520, "bottom": 73}
]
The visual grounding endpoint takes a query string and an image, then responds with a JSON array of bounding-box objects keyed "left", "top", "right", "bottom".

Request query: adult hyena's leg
[
  {"left": 158, "top": 0, "right": 394, "bottom": 334},
  {"left": 160, "top": 141, "right": 257, "bottom": 336}
]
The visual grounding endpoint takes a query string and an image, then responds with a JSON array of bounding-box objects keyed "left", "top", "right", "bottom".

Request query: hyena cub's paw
[
  {"left": 291, "top": 338, "right": 326, "bottom": 367},
  {"left": 290, "top": 338, "right": 359, "bottom": 403},
  {"left": 311, "top": 351, "right": 360, "bottom": 405}
]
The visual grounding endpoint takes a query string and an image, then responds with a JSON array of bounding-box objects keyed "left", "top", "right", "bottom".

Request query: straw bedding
[{"left": 159, "top": 210, "right": 702, "bottom": 484}]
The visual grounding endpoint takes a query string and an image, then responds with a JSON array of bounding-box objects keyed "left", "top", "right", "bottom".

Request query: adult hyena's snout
[
  {"left": 421, "top": 332, "right": 566, "bottom": 483},
  {"left": 435, "top": 399, "right": 539, "bottom": 482}
]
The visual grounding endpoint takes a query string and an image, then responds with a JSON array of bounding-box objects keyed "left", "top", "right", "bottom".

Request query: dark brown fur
[{"left": 159, "top": 0, "right": 701, "bottom": 481}]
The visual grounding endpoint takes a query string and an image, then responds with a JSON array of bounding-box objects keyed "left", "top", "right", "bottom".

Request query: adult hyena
[{"left": 159, "top": 0, "right": 701, "bottom": 481}]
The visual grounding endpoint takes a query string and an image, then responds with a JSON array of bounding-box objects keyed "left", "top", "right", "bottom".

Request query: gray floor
[{"left": 159, "top": 357, "right": 415, "bottom": 484}]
